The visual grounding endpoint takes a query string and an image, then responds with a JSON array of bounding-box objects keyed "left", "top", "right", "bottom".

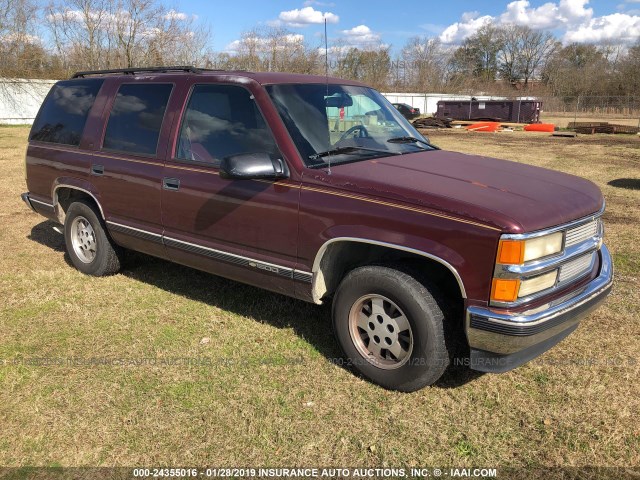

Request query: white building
[{"left": 0, "top": 79, "right": 56, "bottom": 125}]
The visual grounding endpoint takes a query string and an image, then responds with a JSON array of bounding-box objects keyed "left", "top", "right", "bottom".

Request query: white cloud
[
  {"left": 47, "top": 9, "right": 92, "bottom": 22},
  {"left": 498, "top": 1, "right": 565, "bottom": 29},
  {"left": 277, "top": 6, "right": 339, "bottom": 27},
  {"left": 438, "top": 0, "right": 639, "bottom": 45},
  {"left": 164, "top": 9, "right": 188, "bottom": 21},
  {"left": 225, "top": 33, "right": 305, "bottom": 54},
  {"left": 564, "top": 12, "right": 640, "bottom": 43},
  {"left": 439, "top": 14, "right": 493, "bottom": 43},
  {"left": 340, "top": 24, "right": 383, "bottom": 47},
  {"left": 0, "top": 32, "right": 41, "bottom": 44}
]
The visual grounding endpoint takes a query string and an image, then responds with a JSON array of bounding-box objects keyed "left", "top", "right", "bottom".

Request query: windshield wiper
[
  {"left": 309, "top": 145, "right": 401, "bottom": 161},
  {"left": 387, "top": 136, "right": 437, "bottom": 149}
]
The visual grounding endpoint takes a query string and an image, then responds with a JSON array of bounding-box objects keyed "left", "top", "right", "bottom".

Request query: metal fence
[
  {"left": 537, "top": 95, "right": 640, "bottom": 118},
  {"left": 385, "top": 92, "right": 640, "bottom": 127}
]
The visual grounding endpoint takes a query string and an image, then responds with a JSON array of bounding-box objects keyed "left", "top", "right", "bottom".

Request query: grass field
[{"left": 0, "top": 126, "right": 639, "bottom": 470}]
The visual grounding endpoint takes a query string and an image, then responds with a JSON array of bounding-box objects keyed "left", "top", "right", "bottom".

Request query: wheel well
[
  {"left": 54, "top": 187, "right": 102, "bottom": 223},
  {"left": 313, "top": 241, "right": 464, "bottom": 305}
]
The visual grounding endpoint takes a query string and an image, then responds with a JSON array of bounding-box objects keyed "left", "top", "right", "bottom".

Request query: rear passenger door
[
  {"left": 160, "top": 82, "right": 301, "bottom": 296},
  {"left": 97, "top": 80, "right": 174, "bottom": 258}
]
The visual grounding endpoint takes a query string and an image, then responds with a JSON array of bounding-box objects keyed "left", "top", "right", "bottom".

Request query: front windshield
[{"left": 266, "top": 84, "right": 435, "bottom": 168}]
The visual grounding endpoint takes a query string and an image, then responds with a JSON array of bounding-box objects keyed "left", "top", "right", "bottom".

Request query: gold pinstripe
[
  {"left": 31, "top": 143, "right": 160, "bottom": 166},
  {"left": 31, "top": 143, "right": 500, "bottom": 231},
  {"left": 299, "top": 185, "right": 501, "bottom": 231}
]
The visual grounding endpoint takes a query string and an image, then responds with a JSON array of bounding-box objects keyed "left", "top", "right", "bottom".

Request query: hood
[{"left": 304, "top": 149, "right": 604, "bottom": 233}]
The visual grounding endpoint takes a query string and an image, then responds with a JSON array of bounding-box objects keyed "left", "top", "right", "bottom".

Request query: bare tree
[
  {"left": 151, "top": 13, "right": 211, "bottom": 66},
  {"left": 45, "top": 0, "right": 212, "bottom": 72},
  {"left": 517, "top": 27, "right": 558, "bottom": 89},
  {"left": 111, "top": 0, "right": 162, "bottom": 67},
  {"left": 497, "top": 25, "right": 558, "bottom": 89},
  {"left": 543, "top": 43, "right": 610, "bottom": 96},
  {"left": 1, "top": 0, "right": 45, "bottom": 77},
  {"left": 222, "top": 26, "right": 320, "bottom": 74},
  {"left": 612, "top": 41, "right": 640, "bottom": 96},
  {"left": 400, "top": 36, "right": 449, "bottom": 92},
  {"left": 335, "top": 47, "right": 391, "bottom": 90},
  {"left": 46, "top": 0, "right": 112, "bottom": 71},
  {"left": 449, "top": 23, "right": 503, "bottom": 91}
]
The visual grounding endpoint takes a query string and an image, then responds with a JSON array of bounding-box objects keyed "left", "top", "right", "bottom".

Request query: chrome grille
[
  {"left": 565, "top": 220, "right": 599, "bottom": 247},
  {"left": 558, "top": 252, "right": 595, "bottom": 284}
]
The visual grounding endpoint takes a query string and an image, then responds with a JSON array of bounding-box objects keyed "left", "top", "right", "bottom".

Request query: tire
[
  {"left": 64, "top": 200, "right": 123, "bottom": 276},
  {"left": 332, "top": 265, "right": 450, "bottom": 392}
]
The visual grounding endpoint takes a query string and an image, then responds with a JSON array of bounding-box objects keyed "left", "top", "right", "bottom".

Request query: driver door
[{"left": 160, "top": 82, "right": 300, "bottom": 295}]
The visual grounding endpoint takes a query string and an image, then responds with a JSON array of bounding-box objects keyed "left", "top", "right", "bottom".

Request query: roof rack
[{"left": 71, "top": 66, "right": 205, "bottom": 79}]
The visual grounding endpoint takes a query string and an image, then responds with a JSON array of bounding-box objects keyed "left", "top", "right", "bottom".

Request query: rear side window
[
  {"left": 103, "top": 83, "right": 173, "bottom": 156},
  {"left": 176, "top": 84, "right": 278, "bottom": 167},
  {"left": 30, "top": 79, "right": 104, "bottom": 146}
]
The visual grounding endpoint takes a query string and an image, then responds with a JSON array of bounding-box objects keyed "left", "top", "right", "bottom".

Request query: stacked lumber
[
  {"left": 570, "top": 122, "right": 640, "bottom": 134},
  {"left": 412, "top": 117, "right": 452, "bottom": 128},
  {"left": 567, "top": 121, "right": 609, "bottom": 129}
]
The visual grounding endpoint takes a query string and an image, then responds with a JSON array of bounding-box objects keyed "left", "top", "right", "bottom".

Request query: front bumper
[
  {"left": 21, "top": 192, "right": 36, "bottom": 212},
  {"left": 466, "top": 244, "right": 613, "bottom": 373}
]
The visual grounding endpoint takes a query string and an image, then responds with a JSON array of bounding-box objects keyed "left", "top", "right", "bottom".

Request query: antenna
[
  {"left": 324, "top": 17, "right": 329, "bottom": 82},
  {"left": 324, "top": 16, "right": 332, "bottom": 175}
]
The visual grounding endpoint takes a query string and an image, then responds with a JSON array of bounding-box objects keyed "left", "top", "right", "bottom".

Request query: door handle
[
  {"left": 163, "top": 177, "right": 180, "bottom": 191},
  {"left": 91, "top": 164, "right": 104, "bottom": 176}
]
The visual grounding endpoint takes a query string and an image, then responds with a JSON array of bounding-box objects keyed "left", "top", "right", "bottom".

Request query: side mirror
[{"left": 219, "top": 153, "right": 288, "bottom": 180}]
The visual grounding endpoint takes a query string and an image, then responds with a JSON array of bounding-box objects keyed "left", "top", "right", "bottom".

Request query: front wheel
[
  {"left": 64, "top": 200, "right": 123, "bottom": 276},
  {"left": 332, "top": 265, "right": 450, "bottom": 392}
]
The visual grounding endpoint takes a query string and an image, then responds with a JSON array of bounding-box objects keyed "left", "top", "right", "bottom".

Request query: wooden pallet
[
  {"left": 573, "top": 124, "right": 640, "bottom": 134},
  {"left": 567, "top": 121, "right": 610, "bottom": 129}
]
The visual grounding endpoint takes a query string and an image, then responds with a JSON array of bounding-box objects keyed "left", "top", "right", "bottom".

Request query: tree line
[{"left": 1, "top": 0, "right": 639, "bottom": 98}]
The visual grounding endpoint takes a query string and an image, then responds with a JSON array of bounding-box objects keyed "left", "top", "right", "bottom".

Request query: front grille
[
  {"left": 565, "top": 220, "right": 598, "bottom": 247},
  {"left": 558, "top": 252, "right": 595, "bottom": 284}
]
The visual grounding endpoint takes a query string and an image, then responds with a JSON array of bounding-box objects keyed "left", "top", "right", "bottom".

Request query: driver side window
[{"left": 176, "top": 84, "right": 278, "bottom": 167}]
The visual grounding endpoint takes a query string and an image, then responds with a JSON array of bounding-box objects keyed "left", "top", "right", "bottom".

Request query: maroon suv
[{"left": 21, "top": 66, "right": 613, "bottom": 391}]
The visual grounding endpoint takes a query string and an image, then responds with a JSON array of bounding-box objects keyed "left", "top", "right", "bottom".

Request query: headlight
[
  {"left": 518, "top": 270, "right": 558, "bottom": 297},
  {"left": 491, "top": 269, "right": 558, "bottom": 302},
  {"left": 497, "top": 231, "right": 563, "bottom": 265}
]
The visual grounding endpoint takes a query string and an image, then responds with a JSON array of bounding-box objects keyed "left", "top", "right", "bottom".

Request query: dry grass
[{"left": 0, "top": 126, "right": 639, "bottom": 469}]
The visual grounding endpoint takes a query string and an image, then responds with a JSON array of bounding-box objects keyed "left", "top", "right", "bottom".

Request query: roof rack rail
[{"left": 71, "top": 66, "right": 203, "bottom": 78}]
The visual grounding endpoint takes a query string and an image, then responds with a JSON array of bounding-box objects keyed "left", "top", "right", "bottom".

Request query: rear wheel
[
  {"left": 332, "top": 265, "right": 450, "bottom": 392},
  {"left": 64, "top": 200, "right": 123, "bottom": 276}
]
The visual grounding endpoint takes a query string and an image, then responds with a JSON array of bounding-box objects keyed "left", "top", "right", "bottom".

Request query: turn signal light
[
  {"left": 491, "top": 278, "right": 520, "bottom": 302},
  {"left": 497, "top": 240, "right": 524, "bottom": 265}
]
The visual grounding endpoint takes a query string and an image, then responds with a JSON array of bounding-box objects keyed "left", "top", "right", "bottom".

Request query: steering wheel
[{"left": 339, "top": 124, "right": 370, "bottom": 142}]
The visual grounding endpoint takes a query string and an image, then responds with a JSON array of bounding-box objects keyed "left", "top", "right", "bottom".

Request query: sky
[{"left": 176, "top": 0, "right": 640, "bottom": 53}]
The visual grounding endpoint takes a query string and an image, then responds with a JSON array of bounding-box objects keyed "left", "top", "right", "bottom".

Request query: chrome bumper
[
  {"left": 466, "top": 244, "right": 613, "bottom": 372},
  {"left": 21, "top": 192, "right": 36, "bottom": 212}
]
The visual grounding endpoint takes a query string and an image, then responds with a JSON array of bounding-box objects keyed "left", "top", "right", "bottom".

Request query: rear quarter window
[
  {"left": 103, "top": 83, "right": 173, "bottom": 156},
  {"left": 30, "top": 79, "right": 104, "bottom": 146}
]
